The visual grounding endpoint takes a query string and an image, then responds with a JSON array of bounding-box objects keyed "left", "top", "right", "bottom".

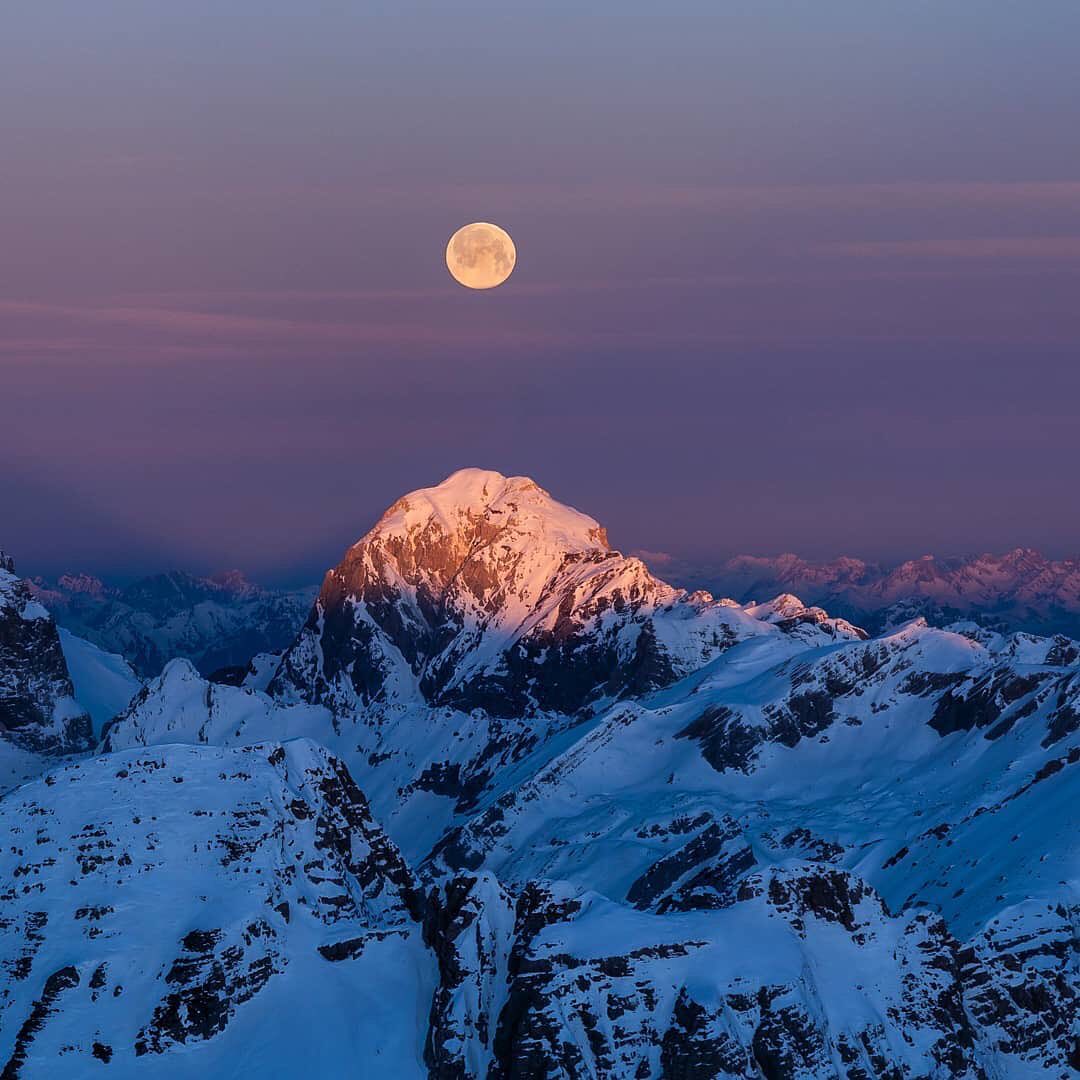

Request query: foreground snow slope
[{"left": 0, "top": 740, "right": 434, "bottom": 1078}]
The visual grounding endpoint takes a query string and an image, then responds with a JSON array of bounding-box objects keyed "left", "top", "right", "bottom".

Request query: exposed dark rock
[
  {"left": 1, "top": 965, "right": 80, "bottom": 1079},
  {"left": 930, "top": 672, "right": 1044, "bottom": 738},
  {"left": 674, "top": 706, "right": 757, "bottom": 773},
  {"left": 627, "top": 818, "right": 756, "bottom": 913},
  {"left": 0, "top": 561, "right": 92, "bottom": 758},
  {"left": 318, "top": 930, "right": 403, "bottom": 962},
  {"left": 136, "top": 921, "right": 279, "bottom": 1055}
]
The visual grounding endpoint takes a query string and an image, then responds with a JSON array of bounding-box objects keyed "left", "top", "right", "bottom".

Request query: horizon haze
[{"left": 3, "top": 3, "right": 1080, "bottom": 578}]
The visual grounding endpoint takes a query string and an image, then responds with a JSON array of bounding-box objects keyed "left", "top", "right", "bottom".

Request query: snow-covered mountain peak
[
  {"left": 742, "top": 592, "right": 809, "bottom": 620},
  {"left": 272, "top": 471, "right": 865, "bottom": 719},
  {"left": 698, "top": 546, "right": 1080, "bottom": 638},
  {"left": 329, "top": 468, "right": 620, "bottom": 655},
  {"left": 102, "top": 657, "right": 330, "bottom": 756},
  {"left": 0, "top": 560, "right": 23, "bottom": 606},
  {"left": 360, "top": 467, "right": 610, "bottom": 571},
  {"left": 205, "top": 568, "right": 263, "bottom": 597}
]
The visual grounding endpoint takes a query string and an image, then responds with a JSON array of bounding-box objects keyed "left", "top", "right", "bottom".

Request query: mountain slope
[
  {"left": 0, "top": 739, "right": 433, "bottom": 1078},
  {"left": 421, "top": 618, "right": 1078, "bottom": 1077},
  {"left": 428, "top": 617, "right": 1078, "bottom": 919},
  {"left": 108, "top": 471, "right": 863, "bottom": 857},
  {"left": 57, "top": 629, "right": 141, "bottom": 736}
]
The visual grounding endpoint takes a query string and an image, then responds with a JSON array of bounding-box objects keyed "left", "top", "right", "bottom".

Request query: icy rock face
[
  {"left": 0, "top": 740, "right": 433, "bottom": 1077},
  {"left": 421, "top": 872, "right": 983, "bottom": 1080},
  {"left": 31, "top": 569, "right": 314, "bottom": 677},
  {"left": 420, "top": 866, "right": 1077, "bottom": 1079},
  {"left": 0, "top": 556, "right": 92, "bottom": 767},
  {"left": 422, "top": 871, "right": 518, "bottom": 1078},
  {"left": 418, "top": 615, "right": 1079, "bottom": 1078},
  {"left": 270, "top": 469, "right": 862, "bottom": 718}
]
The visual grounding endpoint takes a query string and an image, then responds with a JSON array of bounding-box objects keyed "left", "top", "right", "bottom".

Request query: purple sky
[{"left": 3, "top": 3, "right": 1080, "bottom": 583}]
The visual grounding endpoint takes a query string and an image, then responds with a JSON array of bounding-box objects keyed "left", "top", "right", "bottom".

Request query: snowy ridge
[{"left": 102, "top": 658, "right": 330, "bottom": 754}]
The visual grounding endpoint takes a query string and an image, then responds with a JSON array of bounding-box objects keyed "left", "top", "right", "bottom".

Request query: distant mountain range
[
  {"left": 1, "top": 477, "right": 1076, "bottom": 1077},
  {"left": 650, "top": 548, "right": 1080, "bottom": 639},
  {"left": 29, "top": 569, "right": 315, "bottom": 677}
]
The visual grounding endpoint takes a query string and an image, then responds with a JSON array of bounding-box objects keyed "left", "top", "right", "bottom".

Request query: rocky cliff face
[
  {"left": 416, "top": 612, "right": 1079, "bottom": 1077},
  {"left": 0, "top": 554, "right": 92, "bottom": 787},
  {"left": 423, "top": 869, "right": 1055, "bottom": 1080}
]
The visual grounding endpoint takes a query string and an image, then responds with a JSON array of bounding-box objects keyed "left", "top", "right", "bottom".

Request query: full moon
[{"left": 445, "top": 222, "right": 516, "bottom": 290}]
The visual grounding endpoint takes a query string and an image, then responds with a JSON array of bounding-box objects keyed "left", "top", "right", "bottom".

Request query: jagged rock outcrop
[
  {"left": 415, "top": 606, "right": 1078, "bottom": 1077},
  {"left": 420, "top": 865, "right": 1078, "bottom": 1079},
  {"left": 0, "top": 555, "right": 92, "bottom": 786}
]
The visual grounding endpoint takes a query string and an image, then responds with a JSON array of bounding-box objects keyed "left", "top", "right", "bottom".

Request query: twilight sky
[{"left": 3, "top": 2, "right": 1080, "bottom": 583}]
